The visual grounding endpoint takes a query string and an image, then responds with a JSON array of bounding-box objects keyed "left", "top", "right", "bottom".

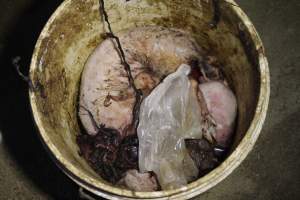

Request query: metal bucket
[{"left": 29, "top": 0, "right": 269, "bottom": 199}]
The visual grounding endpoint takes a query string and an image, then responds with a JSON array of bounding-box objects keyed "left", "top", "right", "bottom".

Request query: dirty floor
[{"left": 0, "top": 0, "right": 299, "bottom": 199}]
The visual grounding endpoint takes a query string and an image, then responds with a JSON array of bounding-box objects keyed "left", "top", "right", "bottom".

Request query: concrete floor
[{"left": 0, "top": 0, "right": 299, "bottom": 199}]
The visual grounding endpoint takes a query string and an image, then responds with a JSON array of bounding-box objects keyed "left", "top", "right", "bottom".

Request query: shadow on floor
[
  {"left": 253, "top": 108, "right": 300, "bottom": 200},
  {"left": 0, "top": 1, "right": 80, "bottom": 199}
]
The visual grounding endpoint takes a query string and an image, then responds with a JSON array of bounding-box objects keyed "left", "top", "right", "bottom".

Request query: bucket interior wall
[{"left": 30, "top": 0, "right": 260, "bottom": 187}]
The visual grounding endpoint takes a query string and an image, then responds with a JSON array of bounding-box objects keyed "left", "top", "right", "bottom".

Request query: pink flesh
[
  {"left": 117, "top": 169, "right": 159, "bottom": 192},
  {"left": 79, "top": 39, "right": 148, "bottom": 136},
  {"left": 199, "top": 81, "right": 237, "bottom": 147},
  {"left": 79, "top": 26, "right": 238, "bottom": 191},
  {"left": 79, "top": 26, "right": 203, "bottom": 137}
]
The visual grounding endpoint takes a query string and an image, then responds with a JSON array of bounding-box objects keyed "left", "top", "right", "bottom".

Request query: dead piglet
[{"left": 199, "top": 81, "right": 237, "bottom": 147}]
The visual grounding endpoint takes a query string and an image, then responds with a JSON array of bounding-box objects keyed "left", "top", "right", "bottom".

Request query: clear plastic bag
[{"left": 137, "top": 64, "right": 213, "bottom": 189}]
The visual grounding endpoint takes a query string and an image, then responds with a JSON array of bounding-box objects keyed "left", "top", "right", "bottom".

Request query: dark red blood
[
  {"left": 77, "top": 125, "right": 139, "bottom": 184},
  {"left": 76, "top": 135, "right": 93, "bottom": 160},
  {"left": 188, "top": 59, "right": 202, "bottom": 81},
  {"left": 115, "top": 135, "right": 139, "bottom": 170},
  {"left": 94, "top": 124, "right": 121, "bottom": 151}
]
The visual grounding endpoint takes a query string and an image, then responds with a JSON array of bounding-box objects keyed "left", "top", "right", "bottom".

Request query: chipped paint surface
[{"left": 29, "top": 0, "right": 269, "bottom": 199}]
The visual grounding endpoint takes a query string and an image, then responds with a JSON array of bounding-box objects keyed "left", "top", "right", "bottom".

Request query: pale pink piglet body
[{"left": 199, "top": 81, "right": 237, "bottom": 147}]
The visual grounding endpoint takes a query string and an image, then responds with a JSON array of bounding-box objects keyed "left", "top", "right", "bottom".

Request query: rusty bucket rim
[{"left": 29, "top": 0, "right": 270, "bottom": 199}]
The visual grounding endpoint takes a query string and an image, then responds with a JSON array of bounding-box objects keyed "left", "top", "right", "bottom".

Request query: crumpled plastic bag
[{"left": 137, "top": 64, "right": 213, "bottom": 190}]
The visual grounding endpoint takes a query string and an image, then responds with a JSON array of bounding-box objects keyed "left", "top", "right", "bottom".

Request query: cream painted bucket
[{"left": 29, "top": 0, "right": 269, "bottom": 199}]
